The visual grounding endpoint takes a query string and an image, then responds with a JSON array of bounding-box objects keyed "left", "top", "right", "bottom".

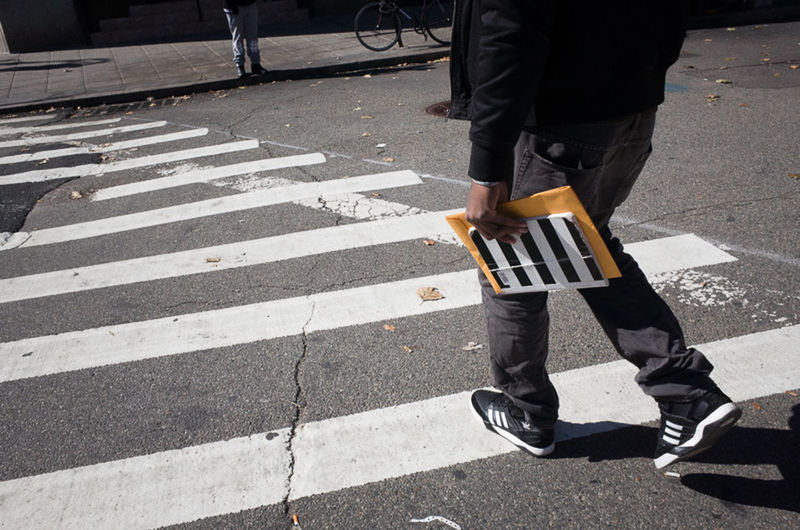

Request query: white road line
[
  {"left": 0, "top": 325, "right": 795, "bottom": 529},
  {"left": 0, "top": 210, "right": 458, "bottom": 303},
  {"left": 92, "top": 152, "right": 327, "bottom": 201},
  {"left": 0, "top": 115, "right": 54, "bottom": 124},
  {"left": 0, "top": 121, "right": 167, "bottom": 149},
  {"left": 0, "top": 234, "right": 735, "bottom": 382},
  {"left": 0, "top": 117, "right": 121, "bottom": 136},
  {"left": 6, "top": 170, "right": 418, "bottom": 249},
  {"left": 0, "top": 140, "right": 259, "bottom": 184},
  {"left": 0, "top": 128, "right": 209, "bottom": 165}
]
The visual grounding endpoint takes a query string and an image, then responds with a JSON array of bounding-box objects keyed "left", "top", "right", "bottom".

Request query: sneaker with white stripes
[
  {"left": 653, "top": 389, "right": 741, "bottom": 469},
  {"left": 470, "top": 388, "right": 555, "bottom": 456}
]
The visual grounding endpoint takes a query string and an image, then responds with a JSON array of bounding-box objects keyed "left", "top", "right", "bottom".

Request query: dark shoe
[
  {"left": 470, "top": 388, "right": 555, "bottom": 456},
  {"left": 236, "top": 65, "right": 247, "bottom": 78},
  {"left": 653, "top": 388, "right": 741, "bottom": 469},
  {"left": 251, "top": 63, "right": 268, "bottom": 76}
]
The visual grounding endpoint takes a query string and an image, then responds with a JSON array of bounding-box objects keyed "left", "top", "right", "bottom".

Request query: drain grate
[{"left": 425, "top": 100, "right": 450, "bottom": 118}]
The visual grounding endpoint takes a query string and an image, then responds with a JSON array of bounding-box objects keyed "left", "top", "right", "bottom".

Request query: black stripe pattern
[{"left": 469, "top": 213, "right": 608, "bottom": 293}]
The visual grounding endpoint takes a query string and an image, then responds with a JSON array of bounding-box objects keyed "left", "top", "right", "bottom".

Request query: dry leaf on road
[
  {"left": 423, "top": 239, "right": 436, "bottom": 246},
  {"left": 206, "top": 257, "right": 221, "bottom": 263},
  {"left": 416, "top": 287, "right": 444, "bottom": 302},
  {"left": 383, "top": 324, "right": 396, "bottom": 331}
]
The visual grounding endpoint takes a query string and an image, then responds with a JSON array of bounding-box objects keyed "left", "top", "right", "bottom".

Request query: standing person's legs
[
  {"left": 225, "top": 9, "right": 246, "bottom": 76},
  {"left": 239, "top": 3, "right": 263, "bottom": 71}
]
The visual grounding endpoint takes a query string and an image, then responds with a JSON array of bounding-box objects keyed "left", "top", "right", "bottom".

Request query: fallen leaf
[
  {"left": 752, "top": 402, "right": 762, "bottom": 411},
  {"left": 383, "top": 324, "right": 396, "bottom": 331},
  {"left": 125, "top": 111, "right": 134, "bottom": 115},
  {"left": 37, "top": 158, "right": 49, "bottom": 165},
  {"left": 146, "top": 96, "right": 154, "bottom": 101},
  {"left": 788, "top": 173, "right": 800, "bottom": 179},
  {"left": 363, "top": 74, "right": 372, "bottom": 78},
  {"left": 715, "top": 79, "right": 732, "bottom": 84},
  {"left": 725, "top": 57, "right": 737, "bottom": 61},
  {"left": 149, "top": 103, "right": 157, "bottom": 107},
  {"left": 719, "top": 66, "right": 728, "bottom": 70},
  {"left": 462, "top": 342, "right": 484, "bottom": 351},
  {"left": 704, "top": 38, "right": 713, "bottom": 43},
  {"left": 382, "top": 157, "right": 395, "bottom": 163},
  {"left": 206, "top": 257, "right": 221, "bottom": 263},
  {"left": 791, "top": 65, "right": 799, "bottom": 70},
  {"left": 785, "top": 390, "right": 799, "bottom": 397},
  {"left": 362, "top": 132, "right": 371, "bottom": 137},
  {"left": 416, "top": 286, "right": 444, "bottom": 302},
  {"left": 45, "top": 106, "right": 56, "bottom": 113},
  {"left": 705, "top": 94, "right": 720, "bottom": 102},
  {"left": 738, "top": 103, "right": 750, "bottom": 107},
  {"left": 403, "top": 345, "right": 413, "bottom": 353},
  {"left": 361, "top": 115, "right": 373, "bottom": 119},
  {"left": 423, "top": 239, "right": 436, "bottom": 246},
  {"left": 371, "top": 192, "right": 381, "bottom": 198},
  {"left": 726, "top": 27, "right": 736, "bottom": 31},
  {"left": 69, "top": 191, "right": 82, "bottom": 200}
]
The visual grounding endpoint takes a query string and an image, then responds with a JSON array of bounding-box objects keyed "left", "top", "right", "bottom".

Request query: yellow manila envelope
[{"left": 446, "top": 186, "right": 621, "bottom": 294}]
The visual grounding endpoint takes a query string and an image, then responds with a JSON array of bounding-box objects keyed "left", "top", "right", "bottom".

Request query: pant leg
[
  {"left": 484, "top": 108, "right": 716, "bottom": 422},
  {"left": 240, "top": 3, "right": 261, "bottom": 65},
  {"left": 225, "top": 10, "right": 245, "bottom": 67}
]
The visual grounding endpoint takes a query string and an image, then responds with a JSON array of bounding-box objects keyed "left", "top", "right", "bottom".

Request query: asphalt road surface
[{"left": 0, "top": 22, "right": 798, "bottom": 529}]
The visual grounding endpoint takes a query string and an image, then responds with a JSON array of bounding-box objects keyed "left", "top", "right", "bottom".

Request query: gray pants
[
  {"left": 225, "top": 4, "right": 260, "bottom": 67},
  {"left": 482, "top": 108, "right": 716, "bottom": 427}
]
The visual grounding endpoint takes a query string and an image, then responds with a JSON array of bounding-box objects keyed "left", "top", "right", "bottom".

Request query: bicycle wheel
[
  {"left": 355, "top": 2, "right": 401, "bottom": 51},
  {"left": 424, "top": 0, "right": 453, "bottom": 45}
]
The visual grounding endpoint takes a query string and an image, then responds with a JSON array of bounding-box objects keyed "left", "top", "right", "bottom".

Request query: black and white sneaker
[
  {"left": 470, "top": 388, "right": 555, "bottom": 457},
  {"left": 653, "top": 389, "right": 741, "bottom": 469}
]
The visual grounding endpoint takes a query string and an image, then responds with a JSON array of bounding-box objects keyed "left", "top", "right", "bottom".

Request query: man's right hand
[{"left": 465, "top": 180, "right": 528, "bottom": 244}]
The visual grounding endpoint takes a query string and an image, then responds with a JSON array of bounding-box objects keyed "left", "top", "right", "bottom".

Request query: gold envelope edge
[{"left": 445, "top": 186, "right": 621, "bottom": 294}]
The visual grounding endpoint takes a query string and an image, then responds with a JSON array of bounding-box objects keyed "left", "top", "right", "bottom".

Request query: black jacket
[{"left": 449, "top": 0, "right": 690, "bottom": 182}]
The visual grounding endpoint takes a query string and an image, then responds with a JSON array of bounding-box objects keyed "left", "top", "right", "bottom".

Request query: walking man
[
  {"left": 224, "top": 0, "right": 268, "bottom": 78},
  {"left": 448, "top": 0, "right": 741, "bottom": 468}
]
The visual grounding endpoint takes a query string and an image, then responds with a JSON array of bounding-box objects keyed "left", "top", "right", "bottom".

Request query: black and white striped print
[{"left": 470, "top": 213, "right": 608, "bottom": 294}]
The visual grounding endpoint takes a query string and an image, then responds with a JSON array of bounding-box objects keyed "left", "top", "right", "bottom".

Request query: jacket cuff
[{"left": 467, "top": 142, "right": 514, "bottom": 183}]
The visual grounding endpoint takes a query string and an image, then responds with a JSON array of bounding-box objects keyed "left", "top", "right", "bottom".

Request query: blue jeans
[
  {"left": 481, "top": 108, "right": 716, "bottom": 426},
  {"left": 225, "top": 4, "right": 260, "bottom": 67}
]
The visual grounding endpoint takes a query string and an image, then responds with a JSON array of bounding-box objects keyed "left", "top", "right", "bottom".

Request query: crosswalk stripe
[
  {"left": 0, "top": 115, "right": 54, "bottom": 124},
  {"left": 0, "top": 209, "right": 459, "bottom": 303},
  {"left": 0, "top": 121, "right": 166, "bottom": 149},
  {"left": 0, "top": 325, "right": 795, "bottom": 528},
  {"left": 0, "top": 117, "right": 121, "bottom": 136},
  {"left": 92, "top": 152, "right": 327, "bottom": 201},
  {"left": 0, "top": 234, "right": 735, "bottom": 383},
  {"left": 3, "top": 170, "right": 420, "bottom": 249},
  {"left": 0, "top": 139, "right": 260, "bottom": 184},
  {"left": 0, "top": 128, "right": 209, "bottom": 165}
]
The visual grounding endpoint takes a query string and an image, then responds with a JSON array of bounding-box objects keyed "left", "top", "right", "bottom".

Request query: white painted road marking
[
  {"left": 92, "top": 152, "right": 327, "bottom": 200},
  {"left": 0, "top": 139, "right": 259, "bottom": 184},
  {"left": 4, "top": 170, "right": 419, "bottom": 249},
  {"left": 0, "top": 115, "right": 54, "bottom": 124},
  {"left": 0, "top": 128, "right": 209, "bottom": 165},
  {"left": 0, "top": 117, "right": 121, "bottom": 136},
  {"left": 0, "top": 325, "right": 795, "bottom": 528},
  {"left": 0, "top": 121, "right": 166, "bottom": 149},
  {"left": 0, "top": 210, "right": 459, "bottom": 303},
  {"left": 0, "top": 234, "right": 735, "bottom": 382}
]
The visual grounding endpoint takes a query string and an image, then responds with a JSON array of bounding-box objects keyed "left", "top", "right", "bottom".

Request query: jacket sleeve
[{"left": 467, "top": 0, "right": 556, "bottom": 182}]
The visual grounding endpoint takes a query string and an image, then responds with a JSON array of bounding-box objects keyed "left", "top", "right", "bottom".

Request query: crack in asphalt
[{"left": 282, "top": 299, "right": 315, "bottom": 520}]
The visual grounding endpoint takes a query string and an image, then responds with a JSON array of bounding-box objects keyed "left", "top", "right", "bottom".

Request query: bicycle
[{"left": 354, "top": 0, "right": 453, "bottom": 52}]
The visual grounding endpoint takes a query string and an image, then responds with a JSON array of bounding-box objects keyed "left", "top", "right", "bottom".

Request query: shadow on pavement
[
  {"left": 549, "top": 403, "right": 800, "bottom": 513},
  {"left": 0, "top": 59, "right": 109, "bottom": 73}
]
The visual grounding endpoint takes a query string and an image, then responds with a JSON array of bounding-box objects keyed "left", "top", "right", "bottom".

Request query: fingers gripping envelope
[{"left": 446, "top": 186, "right": 621, "bottom": 295}]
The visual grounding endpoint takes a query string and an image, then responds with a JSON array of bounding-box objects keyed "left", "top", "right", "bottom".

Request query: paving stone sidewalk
[{"left": 0, "top": 16, "right": 451, "bottom": 114}]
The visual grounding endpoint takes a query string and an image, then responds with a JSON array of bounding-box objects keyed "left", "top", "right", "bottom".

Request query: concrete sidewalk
[{"left": 0, "top": 15, "right": 450, "bottom": 114}]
